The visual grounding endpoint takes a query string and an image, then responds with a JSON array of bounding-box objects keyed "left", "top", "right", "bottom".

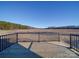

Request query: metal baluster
[
  {"left": 16, "top": 33, "right": 18, "bottom": 43},
  {"left": 38, "top": 32, "right": 40, "bottom": 42},
  {"left": 70, "top": 34, "right": 72, "bottom": 48},
  {"left": 76, "top": 35, "right": 78, "bottom": 51},
  {"left": 78, "top": 36, "right": 79, "bottom": 51},
  {"left": 74, "top": 36, "right": 76, "bottom": 50},
  {"left": 58, "top": 33, "right": 60, "bottom": 42},
  {"left": 0, "top": 36, "right": 1, "bottom": 51},
  {"left": 1, "top": 36, "right": 3, "bottom": 51}
]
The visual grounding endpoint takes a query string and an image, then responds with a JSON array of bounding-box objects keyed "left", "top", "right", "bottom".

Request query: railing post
[
  {"left": 38, "top": 32, "right": 40, "bottom": 42},
  {"left": 16, "top": 33, "right": 18, "bottom": 43},
  {"left": 76, "top": 35, "right": 77, "bottom": 51},
  {"left": 0, "top": 36, "right": 1, "bottom": 51},
  {"left": 58, "top": 33, "right": 60, "bottom": 42},
  {"left": 70, "top": 34, "right": 72, "bottom": 48},
  {"left": 1, "top": 36, "right": 3, "bottom": 51}
]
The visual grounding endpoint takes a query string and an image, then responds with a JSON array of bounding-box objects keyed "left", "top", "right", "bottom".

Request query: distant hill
[
  {"left": 0, "top": 21, "right": 35, "bottom": 30},
  {"left": 46, "top": 26, "right": 79, "bottom": 29}
]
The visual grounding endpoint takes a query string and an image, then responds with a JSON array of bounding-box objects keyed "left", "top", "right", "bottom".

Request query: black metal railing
[
  {"left": 17, "top": 32, "right": 60, "bottom": 42},
  {"left": 0, "top": 32, "right": 79, "bottom": 52},
  {"left": 0, "top": 33, "right": 17, "bottom": 52},
  {"left": 0, "top": 32, "right": 60, "bottom": 52},
  {"left": 69, "top": 34, "right": 79, "bottom": 51},
  {"left": 58, "top": 33, "right": 79, "bottom": 51}
]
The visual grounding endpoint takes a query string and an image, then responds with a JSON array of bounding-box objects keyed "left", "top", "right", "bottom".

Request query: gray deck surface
[{"left": 0, "top": 42, "right": 79, "bottom": 58}]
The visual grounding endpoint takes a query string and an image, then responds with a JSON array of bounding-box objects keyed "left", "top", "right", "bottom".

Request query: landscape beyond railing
[
  {"left": 18, "top": 32, "right": 60, "bottom": 42},
  {"left": 0, "top": 32, "right": 79, "bottom": 52}
]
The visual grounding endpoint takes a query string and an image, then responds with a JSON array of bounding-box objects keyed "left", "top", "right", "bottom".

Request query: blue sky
[{"left": 0, "top": 1, "right": 79, "bottom": 28}]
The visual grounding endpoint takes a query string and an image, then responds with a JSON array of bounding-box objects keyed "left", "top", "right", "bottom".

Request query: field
[{"left": 1, "top": 29, "right": 79, "bottom": 35}]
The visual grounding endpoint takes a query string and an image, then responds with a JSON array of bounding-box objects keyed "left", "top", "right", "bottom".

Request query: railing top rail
[
  {"left": 0, "top": 32, "right": 17, "bottom": 37},
  {"left": 60, "top": 33, "right": 79, "bottom": 36},
  {"left": 70, "top": 34, "right": 79, "bottom": 36},
  {"left": 17, "top": 32, "right": 58, "bottom": 34}
]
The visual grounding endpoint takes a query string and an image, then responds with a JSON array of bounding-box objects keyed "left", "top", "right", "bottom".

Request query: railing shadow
[
  {"left": 0, "top": 37, "right": 16, "bottom": 52},
  {"left": 28, "top": 42, "right": 33, "bottom": 50},
  {"left": 0, "top": 42, "right": 42, "bottom": 58}
]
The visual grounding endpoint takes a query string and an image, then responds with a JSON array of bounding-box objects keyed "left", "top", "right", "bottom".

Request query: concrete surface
[{"left": 0, "top": 42, "right": 79, "bottom": 58}]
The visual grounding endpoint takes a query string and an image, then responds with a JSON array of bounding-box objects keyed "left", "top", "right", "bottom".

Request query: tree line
[{"left": 0, "top": 21, "right": 31, "bottom": 30}]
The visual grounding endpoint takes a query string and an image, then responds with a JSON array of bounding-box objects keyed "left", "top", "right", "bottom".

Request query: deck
[{"left": 0, "top": 42, "right": 78, "bottom": 58}]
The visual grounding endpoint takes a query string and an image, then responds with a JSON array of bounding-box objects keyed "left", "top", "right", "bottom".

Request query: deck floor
[{"left": 0, "top": 42, "right": 79, "bottom": 58}]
